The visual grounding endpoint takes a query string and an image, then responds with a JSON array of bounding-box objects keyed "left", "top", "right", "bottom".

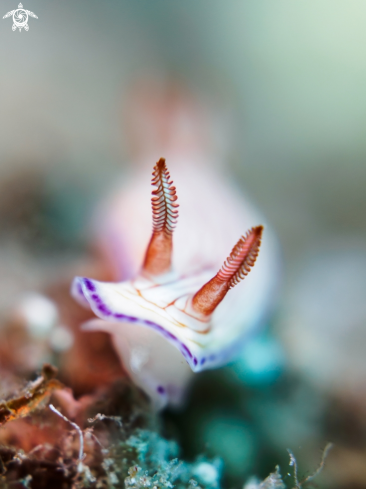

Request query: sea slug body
[{"left": 72, "top": 158, "right": 278, "bottom": 409}]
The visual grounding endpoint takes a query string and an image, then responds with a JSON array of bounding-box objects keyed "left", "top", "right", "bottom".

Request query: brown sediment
[{"left": 0, "top": 364, "right": 63, "bottom": 427}]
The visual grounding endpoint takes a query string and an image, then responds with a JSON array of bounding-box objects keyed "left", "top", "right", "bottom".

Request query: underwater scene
[{"left": 0, "top": 2, "right": 365, "bottom": 488}]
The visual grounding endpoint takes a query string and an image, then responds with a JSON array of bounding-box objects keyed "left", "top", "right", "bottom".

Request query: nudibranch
[{"left": 72, "top": 159, "right": 273, "bottom": 408}]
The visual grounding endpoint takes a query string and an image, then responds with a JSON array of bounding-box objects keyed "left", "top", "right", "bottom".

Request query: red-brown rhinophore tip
[
  {"left": 191, "top": 226, "right": 263, "bottom": 316},
  {"left": 142, "top": 158, "right": 179, "bottom": 276}
]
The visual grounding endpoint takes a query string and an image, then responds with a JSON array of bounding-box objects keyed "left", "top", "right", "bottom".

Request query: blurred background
[{"left": 0, "top": 1, "right": 365, "bottom": 488}]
